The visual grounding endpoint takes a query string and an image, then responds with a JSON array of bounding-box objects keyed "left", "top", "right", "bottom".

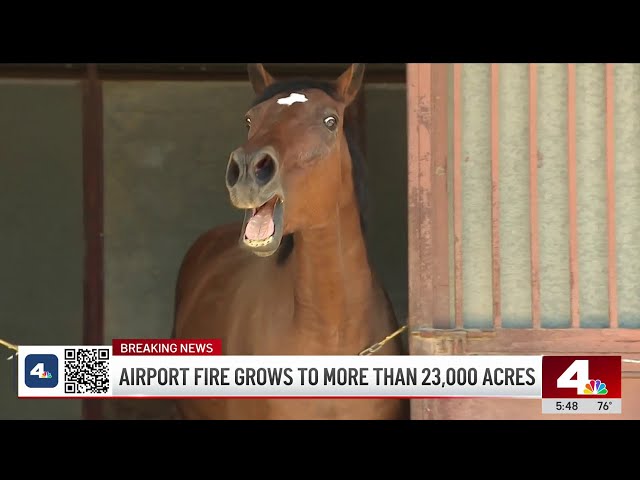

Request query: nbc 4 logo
[
  {"left": 24, "top": 354, "right": 58, "bottom": 389},
  {"left": 557, "top": 359, "right": 608, "bottom": 396}
]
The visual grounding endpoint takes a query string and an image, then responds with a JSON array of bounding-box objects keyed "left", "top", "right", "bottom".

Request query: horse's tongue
[{"left": 245, "top": 204, "right": 275, "bottom": 241}]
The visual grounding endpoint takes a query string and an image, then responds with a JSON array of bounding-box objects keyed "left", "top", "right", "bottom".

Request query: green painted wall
[{"left": 0, "top": 81, "right": 83, "bottom": 419}]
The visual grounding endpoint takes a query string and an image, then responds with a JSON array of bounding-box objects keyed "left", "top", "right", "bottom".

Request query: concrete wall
[{"left": 0, "top": 80, "right": 83, "bottom": 419}]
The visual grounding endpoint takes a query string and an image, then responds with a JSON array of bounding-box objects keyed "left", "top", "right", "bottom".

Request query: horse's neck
[{"left": 291, "top": 198, "right": 373, "bottom": 337}]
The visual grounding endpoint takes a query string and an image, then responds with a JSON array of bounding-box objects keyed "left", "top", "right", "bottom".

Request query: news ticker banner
[{"left": 15, "top": 340, "right": 622, "bottom": 414}]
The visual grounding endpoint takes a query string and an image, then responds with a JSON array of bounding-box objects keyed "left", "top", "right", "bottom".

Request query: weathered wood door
[{"left": 406, "top": 63, "right": 640, "bottom": 419}]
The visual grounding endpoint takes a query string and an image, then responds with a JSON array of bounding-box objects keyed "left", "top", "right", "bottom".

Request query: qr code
[{"left": 64, "top": 348, "right": 110, "bottom": 394}]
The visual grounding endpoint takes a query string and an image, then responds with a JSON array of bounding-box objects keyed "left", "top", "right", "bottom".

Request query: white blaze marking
[{"left": 277, "top": 93, "right": 308, "bottom": 106}]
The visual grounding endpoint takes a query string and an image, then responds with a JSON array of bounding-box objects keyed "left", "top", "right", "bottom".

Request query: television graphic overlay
[
  {"left": 18, "top": 342, "right": 543, "bottom": 399},
  {"left": 541, "top": 356, "right": 622, "bottom": 414},
  {"left": 64, "top": 347, "right": 110, "bottom": 395},
  {"left": 24, "top": 353, "right": 59, "bottom": 389},
  {"left": 18, "top": 345, "right": 112, "bottom": 397}
]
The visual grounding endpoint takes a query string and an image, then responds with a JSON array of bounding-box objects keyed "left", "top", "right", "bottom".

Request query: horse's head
[{"left": 225, "top": 63, "right": 365, "bottom": 257}]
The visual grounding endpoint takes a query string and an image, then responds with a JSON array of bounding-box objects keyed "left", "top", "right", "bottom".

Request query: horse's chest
[
  {"left": 180, "top": 263, "right": 386, "bottom": 356},
  {"left": 219, "top": 301, "right": 369, "bottom": 356},
  {"left": 216, "top": 286, "right": 298, "bottom": 355}
]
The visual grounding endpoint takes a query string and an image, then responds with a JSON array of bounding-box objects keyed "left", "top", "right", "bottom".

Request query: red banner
[
  {"left": 112, "top": 339, "right": 222, "bottom": 356},
  {"left": 542, "top": 356, "right": 621, "bottom": 399}
]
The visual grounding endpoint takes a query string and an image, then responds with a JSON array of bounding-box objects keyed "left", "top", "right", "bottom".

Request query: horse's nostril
[
  {"left": 254, "top": 155, "right": 276, "bottom": 185},
  {"left": 226, "top": 158, "right": 241, "bottom": 187}
]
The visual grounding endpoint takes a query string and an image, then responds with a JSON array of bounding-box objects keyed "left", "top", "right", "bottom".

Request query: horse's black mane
[{"left": 251, "top": 78, "right": 369, "bottom": 266}]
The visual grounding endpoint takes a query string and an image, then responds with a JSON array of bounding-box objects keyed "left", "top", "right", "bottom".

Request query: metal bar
[
  {"left": 417, "top": 63, "right": 434, "bottom": 329},
  {"left": 491, "top": 64, "right": 501, "bottom": 328},
  {"left": 407, "top": 62, "right": 433, "bottom": 334},
  {"left": 453, "top": 64, "right": 464, "bottom": 329},
  {"left": 567, "top": 64, "right": 580, "bottom": 328},
  {"left": 529, "top": 64, "right": 541, "bottom": 328},
  {"left": 432, "top": 64, "right": 451, "bottom": 329},
  {"left": 605, "top": 63, "right": 618, "bottom": 328},
  {"left": 413, "top": 328, "right": 640, "bottom": 354},
  {"left": 82, "top": 64, "right": 104, "bottom": 420},
  {"left": 407, "top": 63, "right": 435, "bottom": 420}
]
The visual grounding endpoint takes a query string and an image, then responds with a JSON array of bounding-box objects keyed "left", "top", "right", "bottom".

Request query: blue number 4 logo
[{"left": 24, "top": 354, "right": 59, "bottom": 388}]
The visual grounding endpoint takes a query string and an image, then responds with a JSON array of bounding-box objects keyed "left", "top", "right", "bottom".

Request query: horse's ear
[
  {"left": 335, "top": 63, "right": 365, "bottom": 105},
  {"left": 247, "top": 64, "right": 275, "bottom": 95}
]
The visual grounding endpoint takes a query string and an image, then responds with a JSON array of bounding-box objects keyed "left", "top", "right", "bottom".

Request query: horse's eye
[{"left": 324, "top": 115, "right": 338, "bottom": 130}]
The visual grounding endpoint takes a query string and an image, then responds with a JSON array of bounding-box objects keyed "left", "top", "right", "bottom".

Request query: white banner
[{"left": 16, "top": 345, "right": 543, "bottom": 399}]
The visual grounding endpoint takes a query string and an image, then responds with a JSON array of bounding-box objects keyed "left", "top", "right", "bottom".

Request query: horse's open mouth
[{"left": 240, "top": 195, "right": 285, "bottom": 256}]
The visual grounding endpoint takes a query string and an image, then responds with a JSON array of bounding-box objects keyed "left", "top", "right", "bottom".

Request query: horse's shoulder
[
  {"left": 175, "top": 222, "right": 242, "bottom": 290},
  {"left": 183, "top": 222, "right": 242, "bottom": 263}
]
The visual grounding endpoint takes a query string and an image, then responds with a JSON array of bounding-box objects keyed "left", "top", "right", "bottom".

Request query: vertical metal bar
[
  {"left": 407, "top": 63, "right": 433, "bottom": 336},
  {"left": 529, "top": 64, "right": 541, "bottom": 328},
  {"left": 82, "top": 63, "right": 104, "bottom": 420},
  {"left": 417, "top": 63, "right": 433, "bottom": 329},
  {"left": 407, "top": 63, "right": 451, "bottom": 343},
  {"left": 567, "top": 63, "right": 580, "bottom": 328},
  {"left": 432, "top": 64, "right": 451, "bottom": 329},
  {"left": 453, "top": 64, "right": 464, "bottom": 329},
  {"left": 490, "top": 64, "right": 501, "bottom": 328},
  {"left": 407, "top": 63, "right": 434, "bottom": 421},
  {"left": 407, "top": 63, "right": 421, "bottom": 335},
  {"left": 605, "top": 63, "right": 618, "bottom": 328}
]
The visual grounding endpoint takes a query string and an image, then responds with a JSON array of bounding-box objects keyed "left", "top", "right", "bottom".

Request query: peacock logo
[{"left": 583, "top": 379, "right": 608, "bottom": 395}]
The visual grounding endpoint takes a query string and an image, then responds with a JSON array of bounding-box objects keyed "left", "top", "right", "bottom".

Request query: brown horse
[{"left": 172, "top": 63, "right": 409, "bottom": 420}]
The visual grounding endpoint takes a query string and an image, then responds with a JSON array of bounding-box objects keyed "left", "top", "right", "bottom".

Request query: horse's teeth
[{"left": 245, "top": 236, "right": 274, "bottom": 248}]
